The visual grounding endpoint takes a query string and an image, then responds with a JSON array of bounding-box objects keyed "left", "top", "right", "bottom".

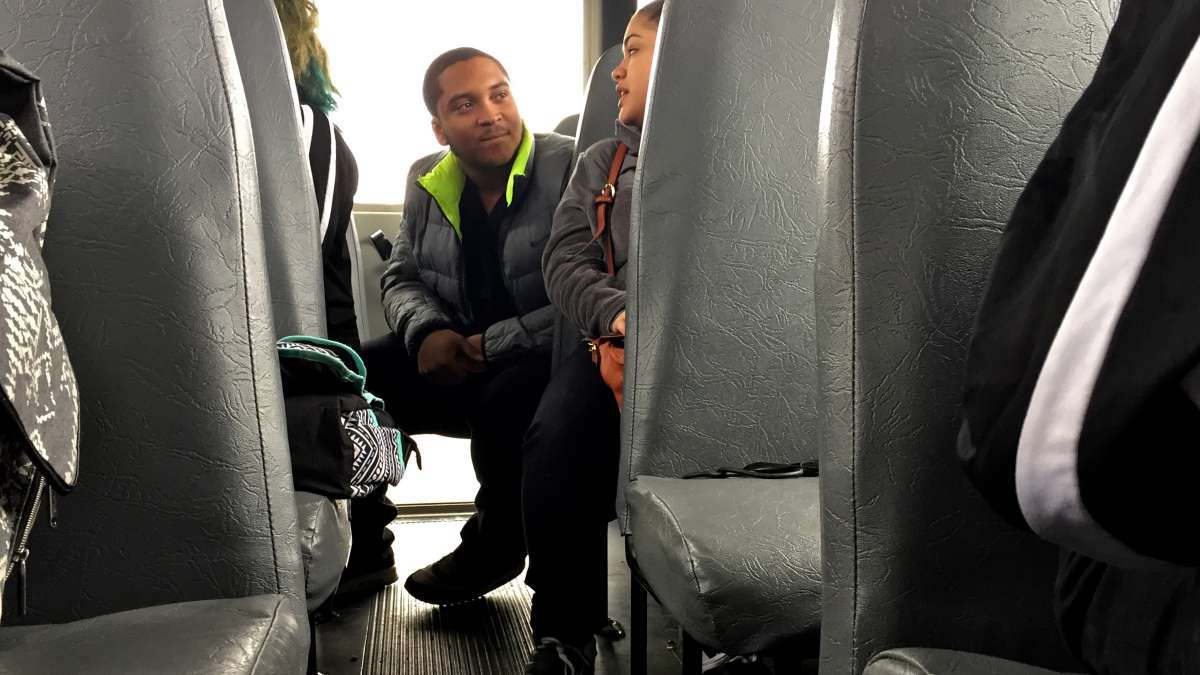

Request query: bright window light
[{"left": 314, "top": 2, "right": 585, "bottom": 205}]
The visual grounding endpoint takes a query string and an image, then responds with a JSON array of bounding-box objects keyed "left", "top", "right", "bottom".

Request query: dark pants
[
  {"left": 350, "top": 332, "right": 551, "bottom": 569},
  {"left": 1056, "top": 551, "right": 1200, "bottom": 674},
  {"left": 523, "top": 345, "right": 621, "bottom": 643}
]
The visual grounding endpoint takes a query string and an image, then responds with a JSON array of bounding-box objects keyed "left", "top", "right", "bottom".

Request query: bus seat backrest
[
  {"left": 0, "top": 0, "right": 303, "bottom": 621},
  {"left": 815, "top": 0, "right": 1119, "bottom": 670},
  {"left": 225, "top": 0, "right": 327, "bottom": 338},
  {"left": 620, "top": 0, "right": 832, "bottom": 519}
]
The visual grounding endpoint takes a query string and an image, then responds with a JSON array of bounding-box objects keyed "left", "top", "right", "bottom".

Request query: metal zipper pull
[
  {"left": 15, "top": 547, "right": 29, "bottom": 616},
  {"left": 47, "top": 489, "right": 58, "bottom": 529},
  {"left": 7, "top": 475, "right": 46, "bottom": 617}
]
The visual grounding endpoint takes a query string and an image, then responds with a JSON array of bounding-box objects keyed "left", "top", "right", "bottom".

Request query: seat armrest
[
  {"left": 296, "top": 490, "right": 352, "bottom": 611},
  {"left": 865, "top": 648, "right": 1081, "bottom": 675},
  {"left": 0, "top": 594, "right": 308, "bottom": 675}
]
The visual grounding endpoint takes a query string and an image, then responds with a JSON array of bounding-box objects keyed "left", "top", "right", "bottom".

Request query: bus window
[{"left": 315, "top": 1, "right": 585, "bottom": 205}]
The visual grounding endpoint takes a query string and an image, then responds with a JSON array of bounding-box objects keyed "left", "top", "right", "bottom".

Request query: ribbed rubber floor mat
[{"left": 362, "top": 570, "right": 533, "bottom": 675}]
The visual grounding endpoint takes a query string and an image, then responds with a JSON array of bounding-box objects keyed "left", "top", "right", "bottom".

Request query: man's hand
[
  {"left": 417, "top": 329, "right": 484, "bottom": 385},
  {"left": 611, "top": 311, "right": 627, "bottom": 336}
]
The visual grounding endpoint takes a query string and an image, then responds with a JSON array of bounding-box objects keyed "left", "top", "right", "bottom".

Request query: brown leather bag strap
[{"left": 593, "top": 142, "right": 629, "bottom": 277}]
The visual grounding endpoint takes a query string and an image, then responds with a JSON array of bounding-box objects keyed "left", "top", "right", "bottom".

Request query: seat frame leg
[
  {"left": 681, "top": 629, "right": 702, "bottom": 675},
  {"left": 631, "top": 578, "right": 649, "bottom": 675},
  {"left": 307, "top": 615, "right": 319, "bottom": 675}
]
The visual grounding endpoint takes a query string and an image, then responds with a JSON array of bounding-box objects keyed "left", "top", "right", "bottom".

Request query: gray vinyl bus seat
[
  {"left": 575, "top": 45, "right": 624, "bottom": 153},
  {"left": 0, "top": 0, "right": 308, "bottom": 669},
  {"left": 0, "top": 595, "right": 308, "bottom": 675},
  {"left": 619, "top": 0, "right": 833, "bottom": 663},
  {"left": 864, "top": 649, "right": 1084, "bottom": 675},
  {"left": 555, "top": 113, "right": 579, "bottom": 137},
  {"left": 224, "top": 0, "right": 351, "bottom": 614},
  {"left": 224, "top": 0, "right": 326, "bottom": 340},
  {"left": 813, "top": 0, "right": 1117, "bottom": 670}
]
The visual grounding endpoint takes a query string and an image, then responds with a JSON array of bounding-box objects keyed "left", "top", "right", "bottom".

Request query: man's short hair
[{"left": 422, "top": 47, "right": 509, "bottom": 117}]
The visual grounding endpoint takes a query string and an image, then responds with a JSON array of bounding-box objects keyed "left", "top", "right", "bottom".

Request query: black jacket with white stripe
[
  {"left": 304, "top": 104, "right": 361, "bottom": 350},
  {"left": 960, "top": 0, "right": 1200, "bottom": 568}
]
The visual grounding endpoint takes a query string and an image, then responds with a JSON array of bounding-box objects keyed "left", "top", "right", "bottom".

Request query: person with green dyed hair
[
  {"left": 273, "top": 0, "right": 363, "bottom": 353},
  {"left": 275, "top": 0, "right": 338, "bottom": 113}
]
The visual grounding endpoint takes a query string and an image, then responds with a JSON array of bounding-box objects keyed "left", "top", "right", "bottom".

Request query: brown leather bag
[{"left": 587, "top": 142, "right": 630, "bottom": 410}]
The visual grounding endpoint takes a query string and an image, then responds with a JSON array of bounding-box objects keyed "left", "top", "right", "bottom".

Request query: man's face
[
  {"left": 612, "top": 13, "right": 658, "bottom": 127},
  {"left": 432, "top": 57, "right": 523, "bottom": 170}
]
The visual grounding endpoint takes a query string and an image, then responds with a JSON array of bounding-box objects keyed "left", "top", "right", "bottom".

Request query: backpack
[
  {"left": 0, "top": 50, "right": 80, "bottom": 618},
  {"left": 276, "top": 336, "right": 418, "bottom": 499}
]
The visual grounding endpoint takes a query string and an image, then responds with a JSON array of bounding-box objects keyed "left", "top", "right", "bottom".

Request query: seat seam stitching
[
  {"left": 204, "top": 0, "right": 282, "bottom": 591},
  {"left": 641, "top": 487, "right": 723, "bottom": 646},
  {"left": 843, "top": 0, "right": 867, "bottom": 668}
]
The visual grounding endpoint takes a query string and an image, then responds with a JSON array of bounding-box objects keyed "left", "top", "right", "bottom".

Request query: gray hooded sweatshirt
[{"left": 542, "top": 122, "right": 641, "bottom": 338}]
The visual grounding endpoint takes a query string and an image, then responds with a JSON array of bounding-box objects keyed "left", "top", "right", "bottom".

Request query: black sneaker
[
  {"left": 333, "top": 564, "right": 399, "bottom": 602},
  {"left": 524, "top": 637, "right": 597, "bottom": 675},
  {"left": 403, "top": 547, "right": 525, "bottom": 606}
]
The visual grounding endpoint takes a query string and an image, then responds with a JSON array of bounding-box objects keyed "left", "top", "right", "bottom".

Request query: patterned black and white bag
[
  {"left": 0, "top": 50, "right": 80, "bottom": 619},
  {"left": 277, "top": 336, "right": 418, "bottom": 499}
]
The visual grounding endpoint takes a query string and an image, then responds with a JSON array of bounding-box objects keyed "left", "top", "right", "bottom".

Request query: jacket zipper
[
  {"left": 7, "top": 473, "right": 46, "bottom": 616},
  {"left": 418, "top": 187, "right": 474, "bottom": 327},
  {"left": 457, "top": 239, "right": 470, "bottom": 326},
  {"left": 428, "top": 187, "right": 477, "bottom": 327}
]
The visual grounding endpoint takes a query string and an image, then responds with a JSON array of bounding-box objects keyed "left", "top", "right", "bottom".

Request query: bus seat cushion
[
  {"left": 865, "top": 648, "right": 1081, "bottom": 675},
  {"left": 0, "top": 594, "right": 308, "bottom": 674},
  {"left": 626, "top": 476, "right": 821, "bottom": 654}
]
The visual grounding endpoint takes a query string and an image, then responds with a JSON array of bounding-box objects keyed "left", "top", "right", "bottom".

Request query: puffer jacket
[
  {"left": 542, "top": 122, "right": 640, "bottom": 338},
  {"left": 381, "top": 130, "right": 574, "bottom": 363}
]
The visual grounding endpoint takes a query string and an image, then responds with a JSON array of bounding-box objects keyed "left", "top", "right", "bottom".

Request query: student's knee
[
  {"left": 360, "top": 332, "right": 408, "bottom": 373},
  {"left": 524, "top": 406, "right": 576, "bottom": 458},
  {"left": 525, "top": 396, "right": 614, "bottom": 467}
]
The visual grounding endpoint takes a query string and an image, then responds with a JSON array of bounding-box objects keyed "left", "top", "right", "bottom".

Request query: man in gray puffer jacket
[{"left": 347, "top": 47, "right": 574, "bottom": 606}]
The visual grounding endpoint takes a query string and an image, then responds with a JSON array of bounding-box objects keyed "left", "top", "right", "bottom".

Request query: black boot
[
  {"left": 403, "top": 545, "right": 525, "bottom": 606},
  {"left": 524, "top": 637, "right": 597, "bottom": 675}
]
